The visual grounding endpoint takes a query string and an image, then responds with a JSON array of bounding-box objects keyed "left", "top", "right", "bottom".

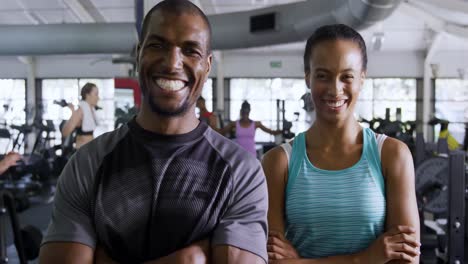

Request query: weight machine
[
  {"left": 415, "top": 133, "right": 467, "bottom": 263},
  {"left": 0, "top": 190, "right": 42, "bottom": 263}
]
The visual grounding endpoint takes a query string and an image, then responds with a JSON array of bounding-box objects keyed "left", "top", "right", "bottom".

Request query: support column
[
  {"left": 423, "top": 33, "right": 443, "bottom": 140},
  {"left": 213, "top": 51, "right": 224, "bottom": 113},
  {"left": 135, "top": 0, "right": 144, "bottom": 38},
  {"left": 18, "top": 56, "right": 36, "bottom": 152},
  {"left": 416, "top": 78, "right": 424, "bottom": 134}
]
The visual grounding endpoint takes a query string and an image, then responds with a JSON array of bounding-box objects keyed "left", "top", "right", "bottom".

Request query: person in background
[
  {"left": 61, "top": 82, "right": 100, "bottom": 149},
  {"left": 263, "top": 24, "right": 420, "bottom": 264},
  {"left": 0, "top": 152, "right": 21, "bottom": 175},
  {"left": 196, "top": 96, "right": 218, "bottom": 130},
  {"left": 220, "top": 100, "right": 282, "bottom": 157}
]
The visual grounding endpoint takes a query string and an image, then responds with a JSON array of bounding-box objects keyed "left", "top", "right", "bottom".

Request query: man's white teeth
[
  {"left": 155, "top": 78, "right": 185, "bottom": 91},
  {"left": 326, "top": 100, "right": 346, "bottom": 108}
]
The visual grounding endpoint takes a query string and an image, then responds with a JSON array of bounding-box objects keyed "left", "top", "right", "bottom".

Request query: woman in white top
[{"left": 61, "top": 83, "right": 100, "bottom": 149}]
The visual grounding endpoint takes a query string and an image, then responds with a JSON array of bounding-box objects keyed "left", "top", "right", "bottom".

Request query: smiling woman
[{"left": 263, "top": 24, "right": 421, "bottom": 264}]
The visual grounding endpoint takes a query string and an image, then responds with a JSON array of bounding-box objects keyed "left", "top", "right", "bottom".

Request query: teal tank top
[{"left": 285, "top": 128, "right": 386, "bottom": 258}]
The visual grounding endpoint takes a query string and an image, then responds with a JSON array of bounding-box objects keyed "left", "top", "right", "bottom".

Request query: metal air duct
[{"left": 0, "top": 0, "right": 401, "bottom": 55}]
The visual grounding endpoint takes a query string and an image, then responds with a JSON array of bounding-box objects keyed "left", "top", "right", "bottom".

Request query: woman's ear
[
  {"left": 360, "top": 70, "right": 367, "bottom": 87},
  {"left": 305, "top": 71, "right": 311, "bottom": 89}
]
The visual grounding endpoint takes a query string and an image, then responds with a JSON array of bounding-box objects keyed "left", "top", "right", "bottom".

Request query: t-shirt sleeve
[
  {"left": 211, "top": 157, "right": 268, "bottom": 263},
  {"left": 41, "top": 152, "right": 97, "bottom": 248}
]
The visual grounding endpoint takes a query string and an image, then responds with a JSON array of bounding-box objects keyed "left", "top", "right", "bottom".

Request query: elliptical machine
[
  {"left": 1, "top": 121, "right": 53, "bottom": 212},
  {"left": 0, "top": 190, "right": 42, "bottom": 263}
]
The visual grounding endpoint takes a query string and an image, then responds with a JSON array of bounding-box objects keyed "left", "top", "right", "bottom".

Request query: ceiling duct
[
  {"left": 0, "top": 0, "right": 401, "bottom": 55},
  {"left": 210, "top": 0, "right": 402, "bottom": 50},
  {"left": 0, "top": 23, "right": 136, "bottom": 55}
]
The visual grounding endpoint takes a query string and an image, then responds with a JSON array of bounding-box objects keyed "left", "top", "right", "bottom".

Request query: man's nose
[{"left": 162, "top": 47, "right": 183, "bottom": 72}]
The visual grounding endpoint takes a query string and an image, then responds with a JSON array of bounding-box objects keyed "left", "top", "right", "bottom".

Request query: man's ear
[
  {"left": 206, "top": 53, "right": 213, "bottom": 75},
  {"left": 135, "top": 43, "right": 142, "bottom": 69}
]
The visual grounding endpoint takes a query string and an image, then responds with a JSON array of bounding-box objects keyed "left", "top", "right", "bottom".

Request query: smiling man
[{"left": 38, "top": 1, "right": 268, "bottom": 263}]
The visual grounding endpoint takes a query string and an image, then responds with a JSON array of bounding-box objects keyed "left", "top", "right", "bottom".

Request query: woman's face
[
  {"left": 240, "top": 109, "right": 250, "bottom": 120},
  {"left": 86, "top": 86, "right": 100, "bottom": 107},
  {"left": 305, "top": 39, "right": 366, "bottom": 124}
]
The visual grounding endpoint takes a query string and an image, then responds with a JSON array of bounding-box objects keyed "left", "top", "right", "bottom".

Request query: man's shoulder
[
  {"left": 61, "top": 125, "right": 131, "bottom": 189},
  {"left": 204, "top": 128, "right": 252, "bottom": 155},
  {"left": 204, "top": 128, "right": 261, "bottom": 172},
  {"left": 74, "top": 125, "right": 130, "bottom": 161}
]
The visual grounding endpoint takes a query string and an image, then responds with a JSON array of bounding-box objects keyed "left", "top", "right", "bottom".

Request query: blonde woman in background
[{"left": 61, "top": 83, "right": 100, "bottom": 148}]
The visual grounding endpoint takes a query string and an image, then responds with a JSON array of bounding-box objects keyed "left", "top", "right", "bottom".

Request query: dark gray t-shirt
[{"left": 42, "top": 119, "right": 268, "bottom": 263}]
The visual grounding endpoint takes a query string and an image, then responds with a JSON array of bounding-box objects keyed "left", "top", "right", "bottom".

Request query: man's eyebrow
[
  {"left": 183, "top": 40, "right": 203, "bottom": 48},
  {"left": 314, "top": 68, "right": 330, "bottom": 73},
  {"left": 183, "top": 40, "right": 203, "bottom": 49},
  {"left": 146, "top": 34, "right": 166, "bottom": 43},
  {"left": 145, "top": 35, "right": 204, "bottom": 50}
]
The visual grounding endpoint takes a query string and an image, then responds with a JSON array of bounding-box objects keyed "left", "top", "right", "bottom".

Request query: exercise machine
[
  {"left": 0, "top": 190, "right": 42, "bottom": 263},
  {"left": 415, "top": 133, "right": 467, "bottom": 263}
]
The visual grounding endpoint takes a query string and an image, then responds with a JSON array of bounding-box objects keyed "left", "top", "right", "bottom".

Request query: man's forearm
[
  {"left": 144, "top": 240, "right": 210, "bottom": 264},
  {"left": 95, "top": 240, "right": 209, "bottom": 264},
  {"left": 143, "top": 254, "right": 180, "bottom": 264},
  {"left": 213, "top": 245, "right": 265, "bottom": 264}
]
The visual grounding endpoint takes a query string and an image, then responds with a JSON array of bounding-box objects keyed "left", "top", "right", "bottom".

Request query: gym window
[
  {"left": 42, "top": 79, "right": 115, "bottom": 145},
  {"left": 199, "top": 78, "right": 214, "bottom": 115},
  {"left": 0, "top": 79, "right": 26, "bottom": 153},
  {"left": 356, "top": 78, "right": 417, "bottom": 122},
  {"left": 434, "top": 78, "right": 468, "bottom": 143}
]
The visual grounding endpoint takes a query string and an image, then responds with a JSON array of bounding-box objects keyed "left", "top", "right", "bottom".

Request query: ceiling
[{"left": 1, "top": 0, "right": 468, "bottom": 53}]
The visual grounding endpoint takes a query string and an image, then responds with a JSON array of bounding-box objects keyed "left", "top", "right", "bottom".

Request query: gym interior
[{"left": 0, "top": 0, "right": 467, "bottom": 263}]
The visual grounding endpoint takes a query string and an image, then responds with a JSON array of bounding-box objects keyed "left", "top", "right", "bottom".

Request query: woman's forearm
[{"left": 270, "top": 253, "right": 362, "bottom": 264}]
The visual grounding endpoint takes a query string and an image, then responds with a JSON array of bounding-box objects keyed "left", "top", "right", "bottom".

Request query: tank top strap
[
  {"left": 286, "top": 132, "right": 306, "bottom": 196},
  {"left": 363, "top": 127, "right": 385, "bottom": 196}
]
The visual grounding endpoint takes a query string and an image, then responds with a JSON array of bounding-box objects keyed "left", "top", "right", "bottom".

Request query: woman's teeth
[
  {"left": 326, "top": 100, "right": 346, "bottom": 108},
  {"left": 155, "top": 78, "right": 185, "bottom": 91}
]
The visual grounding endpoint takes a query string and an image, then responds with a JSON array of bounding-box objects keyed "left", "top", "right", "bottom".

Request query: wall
[
  {"left": 212, "top": 50, "right": 426, "bottom": 78},
  {"left": 0, "top": 56, "right": 28, "bottom": 78},
  {"left": 0, "top": 55, "right": 131, "bottom": 79},
  {"left": 432, "top": 51, "right": 468, "bottom": 78},
  {"left": 0, "top": 50, "right": 466, "bottom": 79}
]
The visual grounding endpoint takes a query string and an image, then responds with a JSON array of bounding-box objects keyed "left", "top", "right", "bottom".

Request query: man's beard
[{"left": 146, "top": 93, "right": 191, "bottom": 117}]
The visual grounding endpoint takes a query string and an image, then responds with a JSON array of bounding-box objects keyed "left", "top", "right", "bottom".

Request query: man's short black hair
[
  {"left": 303, "top": 24, "right": 367, "bottom": 73},
  {"left": 140, "top": 0, "right": 212, "bottom": 53}
]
